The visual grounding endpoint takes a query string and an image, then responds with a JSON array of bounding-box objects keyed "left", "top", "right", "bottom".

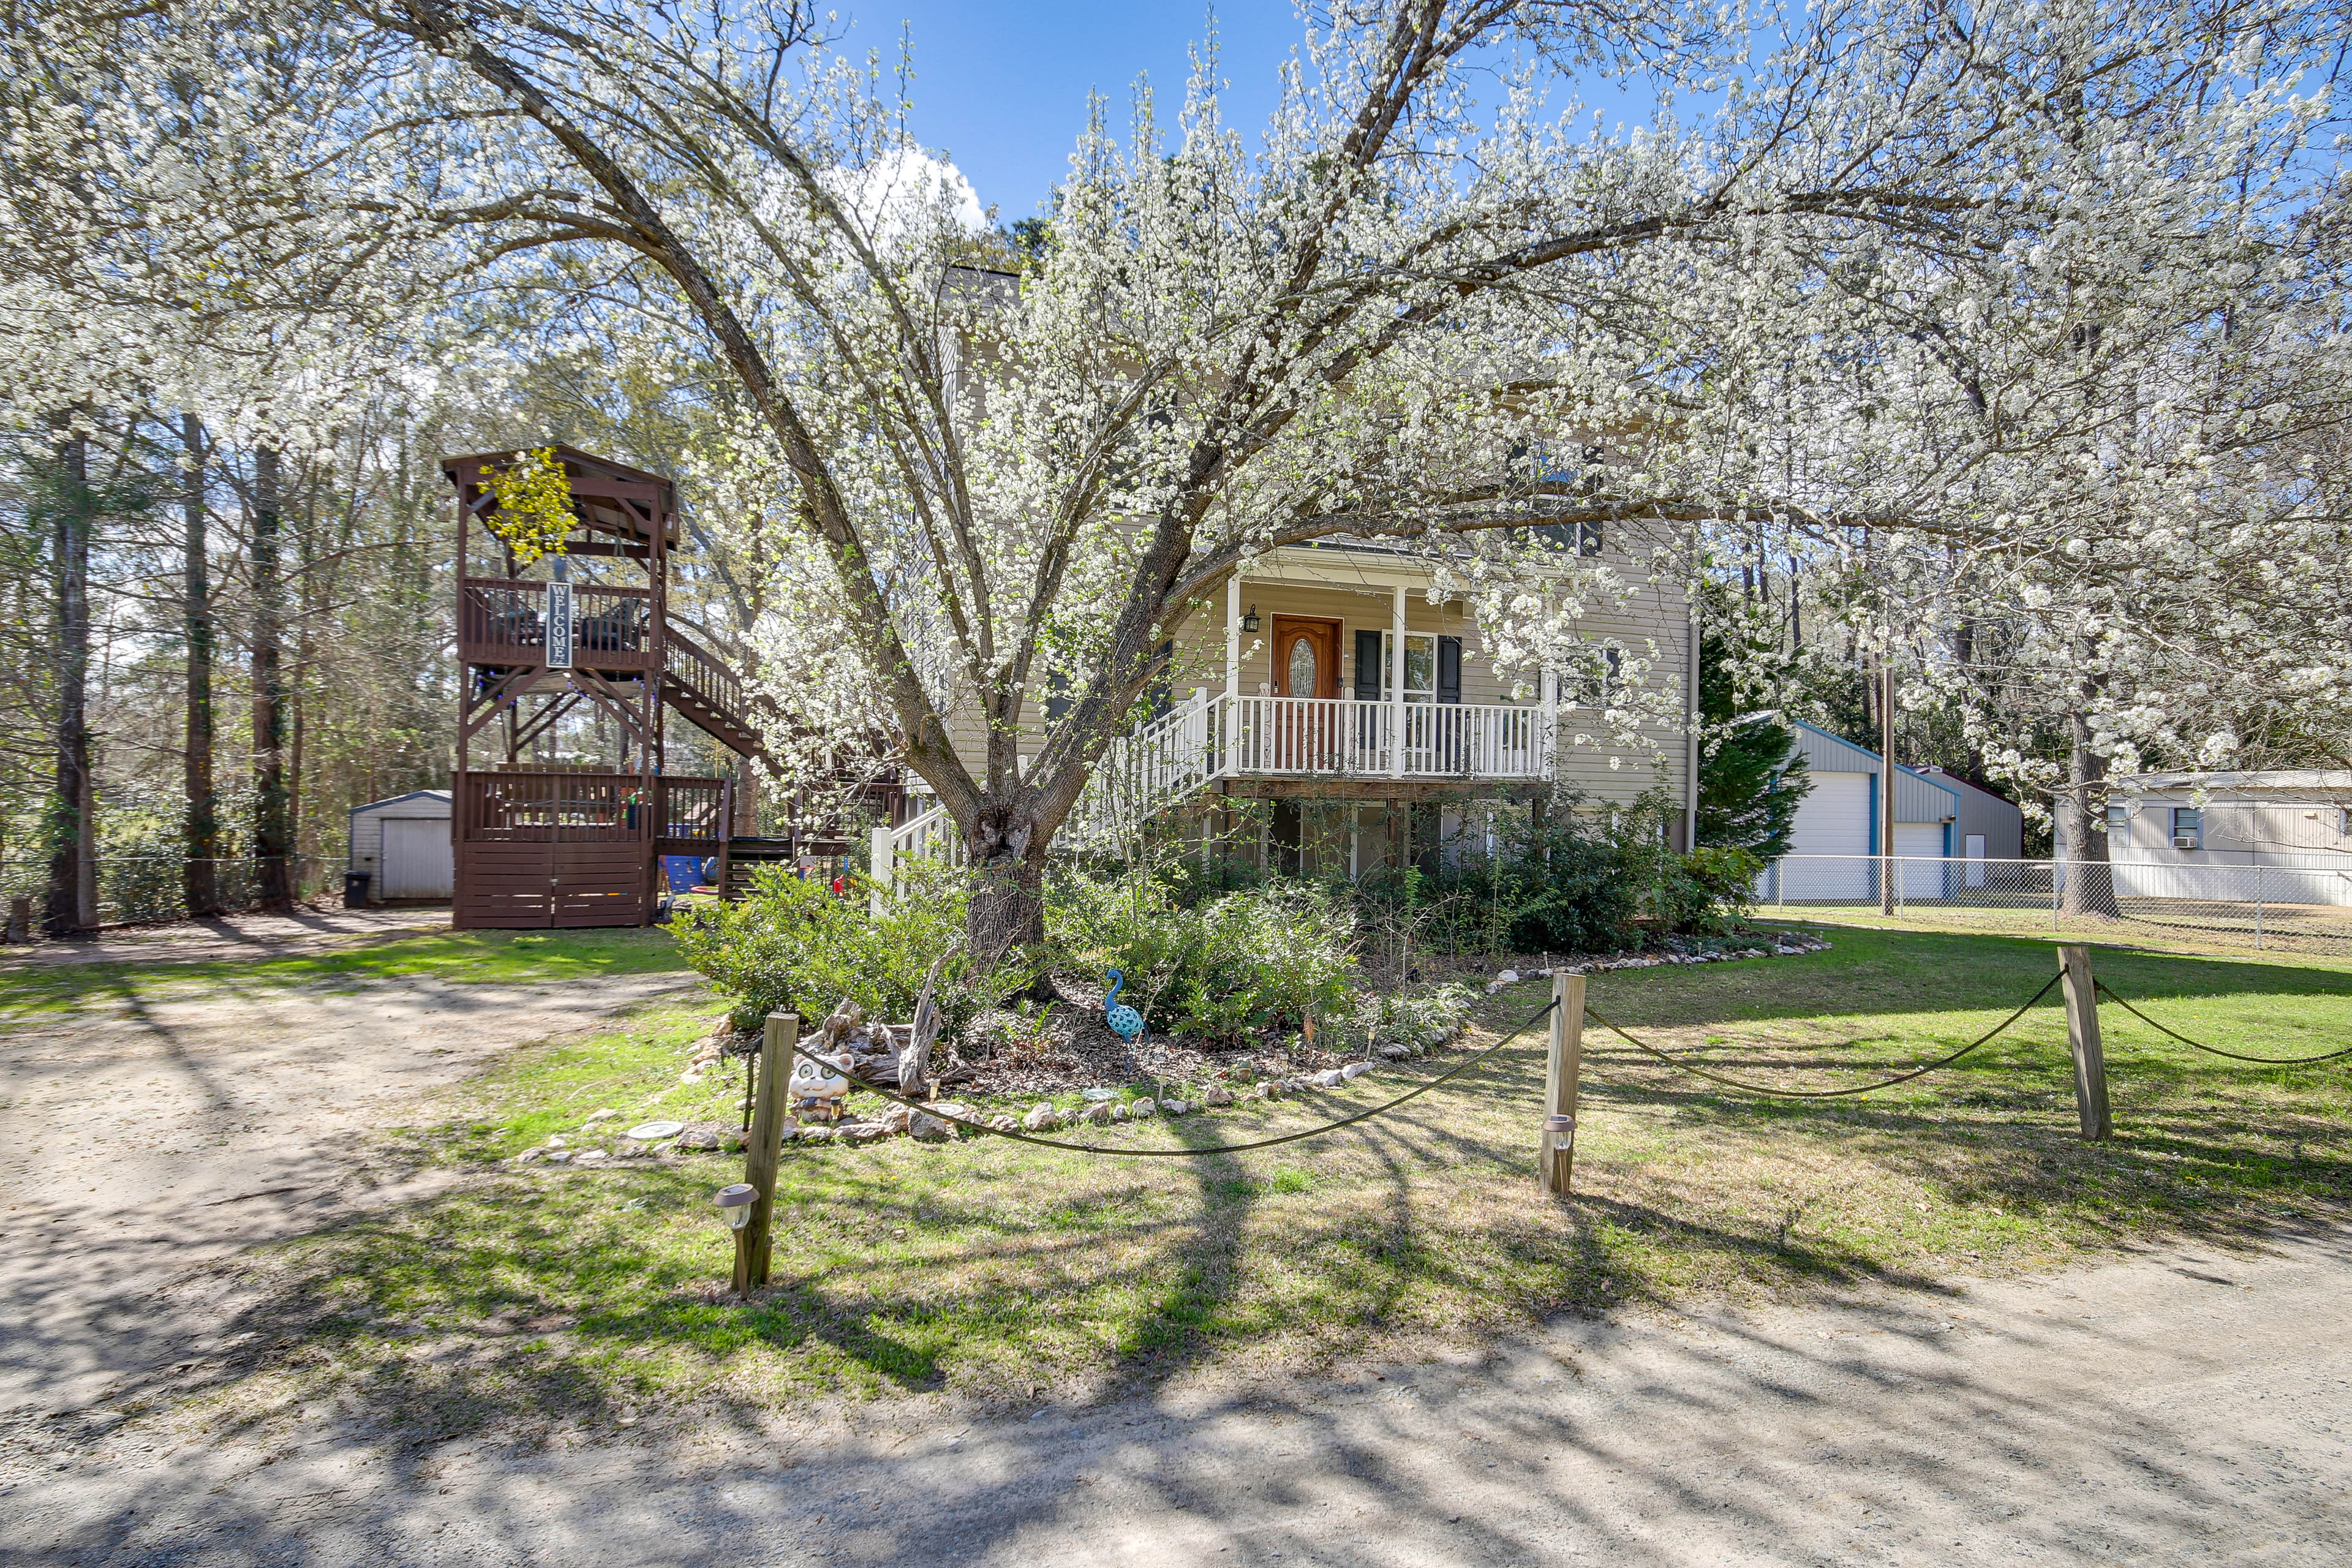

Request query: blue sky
[{"left": 834, "top": 3, "right": 1302, "bottom": 222}]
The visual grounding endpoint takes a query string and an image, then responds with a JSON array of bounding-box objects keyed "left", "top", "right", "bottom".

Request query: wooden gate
[{"left": 454, "top": 771, "right": 652, "bottom": 929}]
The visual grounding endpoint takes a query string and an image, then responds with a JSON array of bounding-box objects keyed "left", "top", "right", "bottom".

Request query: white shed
[{"left": 348, "top": 789, "right": 454, "bottom": 902}]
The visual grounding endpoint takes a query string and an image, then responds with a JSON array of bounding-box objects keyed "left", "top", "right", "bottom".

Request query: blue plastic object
[{"left": 1102, "top": 968, "right": 1146, "bottom": 1042}]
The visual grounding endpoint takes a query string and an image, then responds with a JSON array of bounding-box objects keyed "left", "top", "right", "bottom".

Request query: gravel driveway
[
  {"left": 5, "top": 1216, "right": 2343, "bottom": 1564},
  {"left": 0, "top": 960, "right": 707, "bottom": 1420}
]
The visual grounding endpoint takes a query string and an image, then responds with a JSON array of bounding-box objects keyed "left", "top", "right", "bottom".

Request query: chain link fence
[
  {"left": 0, "top": 854, "right": 339, "bottom": 932},
  {"left": 1755, "top": 854, "right": 2352, "bottom": 956}
]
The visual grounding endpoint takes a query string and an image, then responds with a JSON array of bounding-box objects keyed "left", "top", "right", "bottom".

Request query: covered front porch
[{"left": 1194, "top": 543, "right": 1557, "bottom": 786}]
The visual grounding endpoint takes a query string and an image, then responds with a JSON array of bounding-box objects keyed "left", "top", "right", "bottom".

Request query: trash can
[{"left": 342, "top": 871, "right": 372, "bottom": 910}]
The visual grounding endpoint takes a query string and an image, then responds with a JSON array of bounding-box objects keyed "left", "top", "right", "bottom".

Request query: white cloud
[{"left": 839, "top": 147, "right": 987, "bottom": 241}]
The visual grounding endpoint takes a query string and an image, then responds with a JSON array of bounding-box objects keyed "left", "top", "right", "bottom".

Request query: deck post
[
  {"left": 1389, "top": 584, "right": 1407, "bottom": 778},
  {"left": 1225, "top": 574, "right": 1241, "bottom": 701}
]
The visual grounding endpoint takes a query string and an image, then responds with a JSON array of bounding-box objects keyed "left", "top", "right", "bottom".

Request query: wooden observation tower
[{"left": 443, "top": 445, "right": 774, "bottom": 928}]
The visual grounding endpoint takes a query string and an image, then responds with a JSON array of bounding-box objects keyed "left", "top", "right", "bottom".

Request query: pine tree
[{"left": 1697, "top": 630, "right": 1810, "bottom": 858}]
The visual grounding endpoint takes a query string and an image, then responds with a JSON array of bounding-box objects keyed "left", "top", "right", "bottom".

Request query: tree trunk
[
  {"left": 964, "top": 809, "right": 1047, "bottom": 965},
  {"left": 2058, "top": 704, "right": 2119, "bottom": 919},
  {"left": 251, "top": 445, "right": 294, "bottom": 911},
  {"left": 45, "top": 429, "right": 96, "bottom": 937},
  {"left": 182, "top": 413, "right": 222, "bottom": 918}
]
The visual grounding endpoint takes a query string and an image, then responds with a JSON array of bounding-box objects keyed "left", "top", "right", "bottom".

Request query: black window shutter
[
  {"left": 1437, "top": 636, "right": 1462, "bottom": 705},
  {"left": 1354, "top": 630, "right": 1382, "bottom": 701},
  {"left": 1044, "top": 670, "right": 1072, "bottom": 722}
]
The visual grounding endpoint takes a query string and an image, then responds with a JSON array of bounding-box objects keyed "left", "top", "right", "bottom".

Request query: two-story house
[{"left": 875, "top": 526, "right": 1699, "bottom": 886}]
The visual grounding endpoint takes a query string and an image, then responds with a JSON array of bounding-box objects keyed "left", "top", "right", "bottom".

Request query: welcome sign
[{"left": 545, "top": 580, "right": 575, "bottom": 668}]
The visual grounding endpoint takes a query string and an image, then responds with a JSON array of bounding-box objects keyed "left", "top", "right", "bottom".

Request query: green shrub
[
  {"left": 1643, "top": 844, "right": 1764, "bottom": 935},
  {"left": 1352, "top": 788, "right": 1759, "bottom": 956},
  {"left": 1047, "top": 868, "right": 1359, "bottom": 1046},
  {"left": 669, "top": 862, "right": 1008, "bottom": 1038},
  {"left": 1351, "top": 981, "right": 1476, "bottom": 1053}
]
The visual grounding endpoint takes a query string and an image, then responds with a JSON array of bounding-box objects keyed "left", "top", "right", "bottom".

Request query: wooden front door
[
  {"left": 1271, "top": 617, "right": 1341, "bottom": 698},
  {"left": 1269, "top": 616, "right": 1341, "bottom": 770}
]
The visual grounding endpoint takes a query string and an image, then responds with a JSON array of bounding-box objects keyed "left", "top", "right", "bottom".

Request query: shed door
[
  {"left": 381, "top": 817, "right": 453, "bottom": 899},
  {"left": 1779, "top": 772, "right": 1872, "bottom": 900},
  {"left": 1893, "top": 823, "right": 1948, "bottom": 899}
]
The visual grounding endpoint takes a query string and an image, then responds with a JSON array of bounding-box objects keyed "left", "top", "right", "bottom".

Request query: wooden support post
[
  {"left": 736, "top": 1011, "right": 796, "bottom": 1294},
  {"left": 2056, "top": 946, "right": 2111, "bottom": 1142},
  {"left": 1542, "top": 971, "right": 1587, "bottom": 1193}
]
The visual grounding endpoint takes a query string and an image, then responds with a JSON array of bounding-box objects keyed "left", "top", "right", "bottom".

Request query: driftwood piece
[{"left": 901, "top": 956, "right": 948, "bottom": 1101}]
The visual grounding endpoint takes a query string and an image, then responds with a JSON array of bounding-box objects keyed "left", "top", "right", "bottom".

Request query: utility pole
[{"left": 1880, "top": 652, "right": 1896, "bottom": 916}]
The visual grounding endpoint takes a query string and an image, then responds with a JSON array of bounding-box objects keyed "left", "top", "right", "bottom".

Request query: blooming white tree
[{"left": 19, "top": 0, "right": 2347, "bottom": 950}]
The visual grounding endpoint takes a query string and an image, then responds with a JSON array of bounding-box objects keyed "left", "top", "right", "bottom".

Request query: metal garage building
[
  {"left": 1770, "top": 722, "right": 2023, "bottom": 897},
  {"left": 348, "top": 790, "right": 454, "bottom": 902}
]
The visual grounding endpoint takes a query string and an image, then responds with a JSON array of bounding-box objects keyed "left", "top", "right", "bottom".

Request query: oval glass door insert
[{"left": 1287, "top": 636, "right": 1318, "bottom": 697}]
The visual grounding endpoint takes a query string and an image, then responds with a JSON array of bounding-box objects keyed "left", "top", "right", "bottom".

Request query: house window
[
  {"left": 1573, "top": 646, "right": 1623, "bottom": 705},
  {"left": 1381, "top": 632, "right": 1438, "bottom": 703},
  {"left": 2105, "top": 802, "right": 2128, "bottom": 845},
  {"left": 2171, "top": 807, "right": 2203, "bottom": 850}
]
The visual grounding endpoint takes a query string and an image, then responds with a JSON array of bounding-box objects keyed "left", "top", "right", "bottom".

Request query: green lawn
[
  {"left": 0, "top": 927, "right": 689, "bottom": 1021},
  {"left": 180, "top": 924, "right": 2352, "bottom": 1439}
]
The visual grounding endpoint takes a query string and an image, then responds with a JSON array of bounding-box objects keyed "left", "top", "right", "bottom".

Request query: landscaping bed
[{"left": 589, "top": 925, "right": 1840, "bottom": 1154}]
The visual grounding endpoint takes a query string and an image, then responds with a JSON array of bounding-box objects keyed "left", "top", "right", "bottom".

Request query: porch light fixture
[
  {"left": 1240, "top": 604, "right": 1261, "bottom": 633},
  {"left": 713, "top": 1182, "right": 757, "bottom": 1230}
]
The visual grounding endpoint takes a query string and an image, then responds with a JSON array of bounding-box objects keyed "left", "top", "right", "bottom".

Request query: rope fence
[
  {"left": 2093, "top": 981, "right": 2352, "bottom": 1066},
  {"left": 773, "top": 955, "right": 2343, "bottom": 1161},
  {"left": 1581, "top": 973, "right": 2064, "bottom": 1100},
  {"left": 706, "top": 943, "right": 2346, "bottom": 1294}
]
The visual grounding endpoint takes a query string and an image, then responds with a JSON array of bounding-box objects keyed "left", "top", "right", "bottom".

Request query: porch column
[
  {"left": 1225, "top": 575, "right": 1240, "bottom": 700},
  {"left": 1389, "top": 584, "right": 1407, "bottom": 778},
  {"left": 1541, "top": 606, "right": 1559, "bottom": 783}
]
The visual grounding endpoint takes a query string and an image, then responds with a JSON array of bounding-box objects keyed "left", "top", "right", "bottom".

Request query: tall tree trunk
[
  {"left": 2059, "top": 696, "right": 2119, "bottom": 919},
  {"left": 45, "top": 429, "right": 97, "bottom": 936},
  {"left": 251, "top": 445, "right": 294, "bottom": 911},
  {"left": 182, "top": 413, "right": 222, "bottom": 917},
  {"left": 290, "top": 483, "right": 315, "bottom": 870}
]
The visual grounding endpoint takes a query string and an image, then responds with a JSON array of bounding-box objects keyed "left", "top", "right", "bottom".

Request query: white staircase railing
[
  {"left": 867, "top": 802, "right": 964, "bottom": 913},
  {"left": 1063, "top": 688, "right": 1225, "bottom": 853}
]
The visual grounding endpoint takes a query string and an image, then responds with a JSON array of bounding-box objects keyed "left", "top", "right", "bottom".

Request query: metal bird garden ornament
[{"left": 1102, "top": 968, "right": 1146, "bottom": 1042}]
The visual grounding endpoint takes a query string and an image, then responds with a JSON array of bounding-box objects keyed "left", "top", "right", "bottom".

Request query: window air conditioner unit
[{"left": 2173, "top": 835, "right": 2200, "bottom": 850}]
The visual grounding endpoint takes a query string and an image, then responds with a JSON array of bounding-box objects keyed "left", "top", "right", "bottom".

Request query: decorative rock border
[{"left": 511, "top": 932, "right": 1835, "bottom": 1166}]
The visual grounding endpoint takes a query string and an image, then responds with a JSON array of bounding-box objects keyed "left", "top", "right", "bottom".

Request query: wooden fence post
[
  {"left": 1542, "top": 971, "right": 1587, "bottom": 1193},
  {"left": 2056, "top": 946, "right": 2112, "bottom": 1142},
  {"left": 736, "top": 1011, "right": 797, "bottom": 1294}
]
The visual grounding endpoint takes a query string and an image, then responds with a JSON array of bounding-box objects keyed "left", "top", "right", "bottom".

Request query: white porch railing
[
  {"left": 875, "top": 692, "right": 1556, "bottom": 888},
  {"left": 1221, "top": 695, "right": 1550, "bottom": 782}
]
